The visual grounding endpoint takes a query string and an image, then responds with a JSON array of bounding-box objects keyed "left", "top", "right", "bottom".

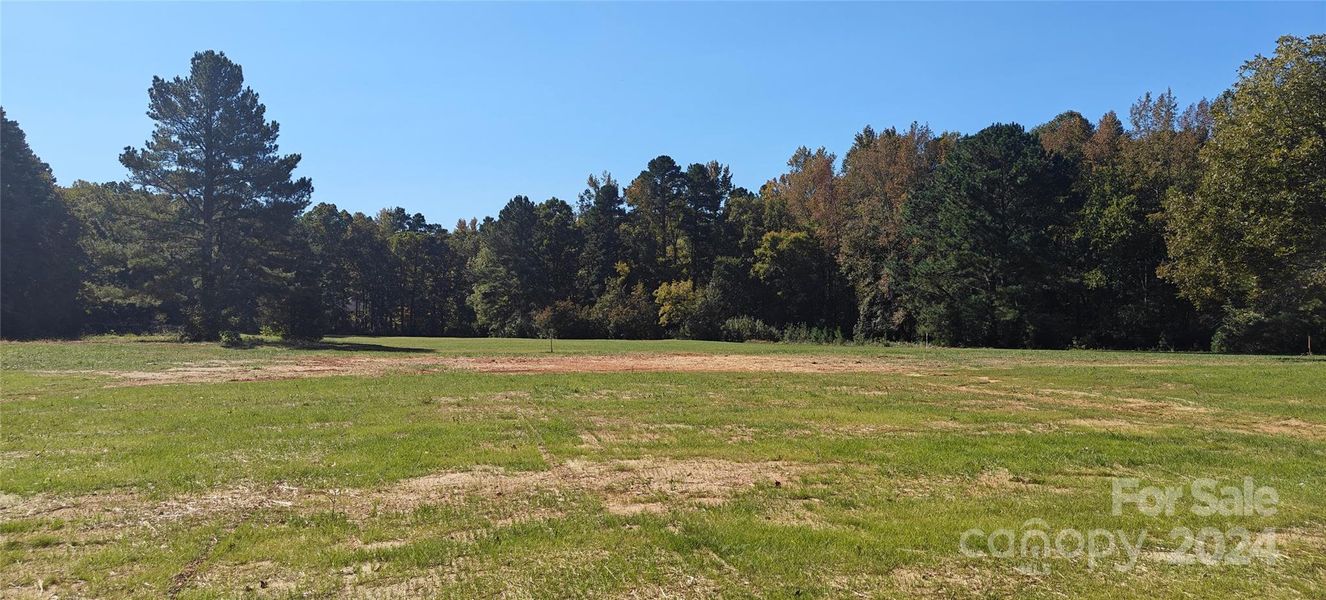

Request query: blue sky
[{"left": 3, "top": 2, "right": 1322, "bottom": 226}]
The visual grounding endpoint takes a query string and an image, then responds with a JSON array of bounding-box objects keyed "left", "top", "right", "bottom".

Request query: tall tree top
[{"left": 120, "top": 50, "right": 312, "bottom": 218}]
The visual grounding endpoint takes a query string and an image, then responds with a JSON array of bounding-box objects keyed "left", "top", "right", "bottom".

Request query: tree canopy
[
  {"left": 3, "top": 36, "right": 1322, "bottom": 353},
  {"left": 1, "top": 109, "right": 83, "bottom": 338},
  {"left": 1162, "top": 35, "right": 1326, "bottom": 352}
]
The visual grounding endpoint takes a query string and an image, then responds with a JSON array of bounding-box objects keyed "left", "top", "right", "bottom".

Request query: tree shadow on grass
[{"left": 1270, "top": 355, "right": 1325, "bottom": 363}]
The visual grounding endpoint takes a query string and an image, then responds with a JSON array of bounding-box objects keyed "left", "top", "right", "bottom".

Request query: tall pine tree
[
  {"left": 905, "top": 123, "right": 1079, "bottom": 348},
  {"left": 120, "top": 51, "right": 312, "bottom": 340}
]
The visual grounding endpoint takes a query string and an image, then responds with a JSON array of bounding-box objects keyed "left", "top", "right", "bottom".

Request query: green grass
[{"left": 1, "top": 337, "right": 1323, "bottom": 598}]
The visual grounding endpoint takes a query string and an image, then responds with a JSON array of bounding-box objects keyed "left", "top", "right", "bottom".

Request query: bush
[
  {"left": 655, "top": 279, "right": 725, "bottom": 339},
  {"left": 218, "top": 330, "right": 245, "bottom": 348},
  {"left": 721, "top": 316, "right": 780, "bottom": 342},
  {"left": 1210, "top": 306, "right": 1316, "bottom": 354},
  {"left": 781, "top": 323, "right": 845, "bottom": 345},
  {"left": 654, "top": 280, "right": 702, "bottom": 334}
]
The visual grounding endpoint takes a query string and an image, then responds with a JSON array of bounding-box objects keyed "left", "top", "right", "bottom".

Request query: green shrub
[
  {"left": 781, "top": 323, "right": 845, "bottom": 344},
  {"left": 721, "top": 316, "right": 779, "bottom": 342},
  {"left": 218, "top": 330, "right": 244, "bottom": 348}
]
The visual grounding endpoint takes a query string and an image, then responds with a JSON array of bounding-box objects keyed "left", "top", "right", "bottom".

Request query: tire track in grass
[{"left": 167, "top": 519, "right": 249, "bottom": 598}]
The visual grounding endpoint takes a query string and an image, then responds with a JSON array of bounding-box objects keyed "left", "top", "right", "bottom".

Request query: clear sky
[{"left": 3, "top": 2, "right": 1322, "bottom": 226}]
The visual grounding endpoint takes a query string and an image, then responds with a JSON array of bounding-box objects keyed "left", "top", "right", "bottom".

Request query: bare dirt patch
[
  {"left": 442, "top": 353, "right": 908, "bottom": 375},
  {"left": 561, "top": 458, "right": 805, "bottom": 515},
  {"left": 0, "top": 482, "right": 307, "bottom": 525},
  {"left": 938, "top": 384, "right": 1326, "bottom": 441},
  {"left": 924, "top": 382, "right": 1213, "bottom": 420},
  {"left": 1276, "top": 527, "right": 1326, "bottom": 553},
  {"left": 193, "top": 560, "right": 304, "bottom": 597},
  {"left": 35, "top": 356, "right": 438, "bottom": 387},
  {"left": 36, "top": 353, "right": 923, "bottom": 387},
  {"left": 575, "top": 417, "right": 677, "bottom": 449},
  {"left": 1035, "top": 387, "right": 1210, "bottom": 414}
]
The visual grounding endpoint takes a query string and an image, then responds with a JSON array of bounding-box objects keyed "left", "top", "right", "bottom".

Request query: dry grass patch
[
  {"left": 890, "top": 468, "right": 1066, "bottom": 500},
  {"left": 575, "top": 417, "right": 678, "bottom": 449},
  {"left": 889, "top": 562, "right": 1037, "bottom": 598},
  {"left": 1059, "top": 417, "right": 1159, "bottom": 434},
  {"left": 35, "top": 355, "right": 440, "bottom": 387},
  {"left": 1251, "top": 418, "right": 1326, "bottom": 440},
  {"left": 554, "top": 458, "right": 808, "bottom": 515},
  {"left": 192, "top": 560, "right": 307, "bottom": 597},
  {"left": 0, "top": 458, "right": 813, "bottom": 531},
  {"left": 762, "top": 498, "right": 834, "bottom": 530}
]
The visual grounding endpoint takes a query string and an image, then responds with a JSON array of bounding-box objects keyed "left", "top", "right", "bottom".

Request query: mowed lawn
[{"left": 1, "top": 337, "right": 1323, "bottom": 598}]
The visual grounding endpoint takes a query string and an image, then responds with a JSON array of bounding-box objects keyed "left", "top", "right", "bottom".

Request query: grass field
[{"left": 1, "top": 336, "right": 1323, "bottom": 598}]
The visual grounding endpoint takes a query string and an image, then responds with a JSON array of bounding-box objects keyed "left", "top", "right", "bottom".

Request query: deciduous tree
[{"left": 1162, "top": 34, "right": 1326, "bottom": 352}]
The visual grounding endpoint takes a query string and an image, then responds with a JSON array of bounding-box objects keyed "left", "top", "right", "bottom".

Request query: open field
[{"left": 1, "top": 336, "right": 1324, "bottom": 598}]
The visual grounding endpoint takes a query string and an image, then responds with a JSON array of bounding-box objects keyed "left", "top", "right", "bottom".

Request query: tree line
[{"left": 2, "top": 36, "right": 1322, "bottom": 352}]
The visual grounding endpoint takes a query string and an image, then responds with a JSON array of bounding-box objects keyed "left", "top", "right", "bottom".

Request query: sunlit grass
[{"left": 1, "top": 337, "right": 1322, "bottom": 598}]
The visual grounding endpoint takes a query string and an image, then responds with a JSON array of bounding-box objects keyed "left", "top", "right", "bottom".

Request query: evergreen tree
[
  {"left": 681, "top": 161, "right": 732, "bottom": 284},
  {"left": 575, "top": 173, "right": 625, "bottom": 301},
  {"left": 718, "top": 187, "right": 770, "bottom": 265},
  {"left": 624, "top": 156, "right": 689, "bottom": 287},
  {"left": 905, "top": 123, "right": 1079, "bottom": 347},
  {"left": 467, "top": 244, "right": 528, "bottom": 336},
  {"left": 467, "top": 196, "right": 541, "bottom": 335},
  {"left": 0, "top": 110, "right": 83, "bottom": 338},
  {"left": 298, "top": 203, "right": 353, "bottom": 331},
  {"left": 63, "top": 181, "right": 190, "bottom": 333},
  {"left": 534, "top": 197, "right": 581, "bottom": 306},
  {"left": 120, "top": 51, "right": 312, "bottom": 340}
]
